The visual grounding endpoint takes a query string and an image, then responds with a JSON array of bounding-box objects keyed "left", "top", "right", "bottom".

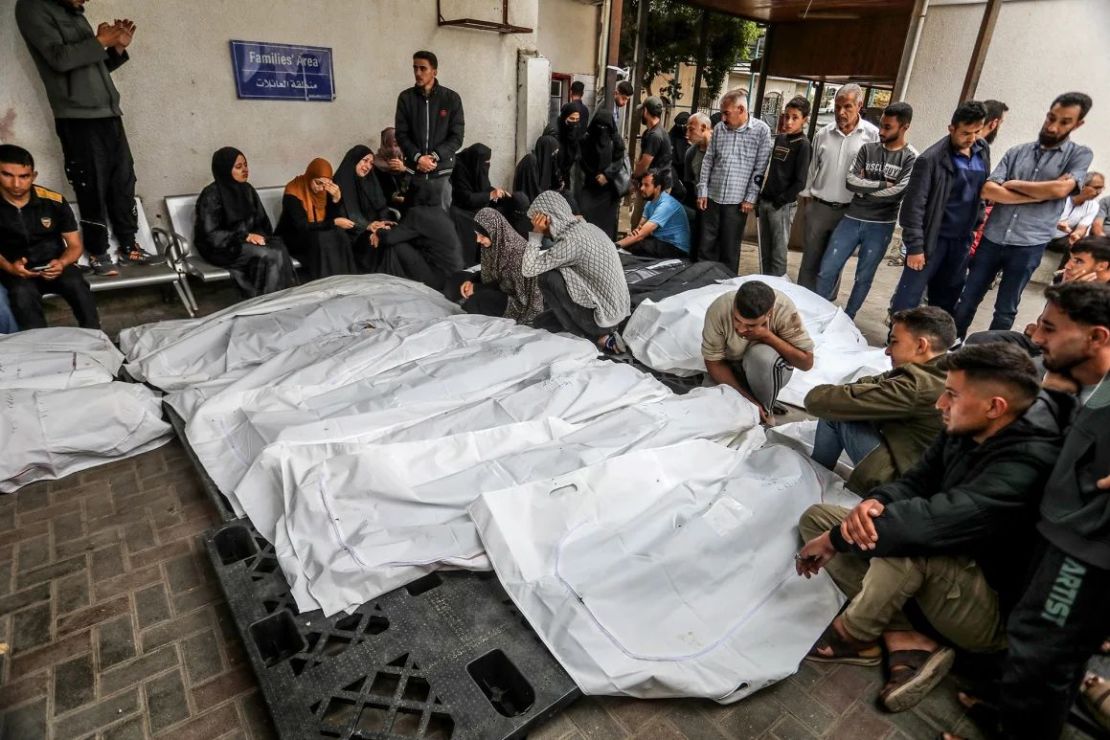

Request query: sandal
[
  {"left": 806, "top": 622, "right": 882, "bottom": 666},
  {"left": 879, "top": 647, "right": 955, "bottom": 712},
  {"left": 1081, "top": 673, "right": 1110, "bottom": 733}
]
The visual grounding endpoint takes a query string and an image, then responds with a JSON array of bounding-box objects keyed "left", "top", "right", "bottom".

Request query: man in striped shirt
[{"left": 696, "top": 88, "right": 773, "bottom": 274}]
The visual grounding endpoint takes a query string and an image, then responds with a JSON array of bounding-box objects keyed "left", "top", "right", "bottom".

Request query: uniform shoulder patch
[{"left": 33, "top": 186, "right": 64, "bottom": 203}]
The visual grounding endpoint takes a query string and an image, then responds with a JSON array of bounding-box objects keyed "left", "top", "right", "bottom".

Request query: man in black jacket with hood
[
  {"left": 395, "top": 50, "right": 465, "bottom": 212},
  {"left": 891, "top": 101, "right": 991, "bottom": 315},
  {"left": 796, "top": 342, "right": 1064, "bottom": 714},
  {"left": 944, "top": 282, "right": 1110, "bottom": 740}
]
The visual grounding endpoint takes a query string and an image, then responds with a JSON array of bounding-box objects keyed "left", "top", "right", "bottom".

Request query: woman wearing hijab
[
  {"left": 194, "top": 147, "right": 295, "bottom": 297},
  {"left": 450, "top": 143, "right": 515, "bottom": 264},
  {"left": 375, "top": 183, "right": 463, "bottom": 291},
  {"left": 444, "top": 208, "right": 544, "bottom": 323},
  {"left": 575, "top": 110, "right": 627, "bottom": 240},
  {"left": 276, "top": 158, "right": 357, "bottom": 281},
  {"left": 373, "top": 127, "right": 410, "bottom": 214},
  {"left": 556, "top": 102, "right": 584, "bottom": 185},
  {"left": 512, "top": 134, "right": 561, "bottom": 204},
  {"left": 668, "top": 111, "right": 691, "bottom": 182},
  {"left": 333, "top": 145, "right": 395, "bottom": 272},
  {"left": 522, "top": 191, "right": 630, "bottom": 353}
]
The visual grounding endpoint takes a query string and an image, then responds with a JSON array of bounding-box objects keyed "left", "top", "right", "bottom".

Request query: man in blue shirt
[
  {"left": 952, "top": 92, "right": 1093, "bottom": 338},
  {"left": 616, "top": 168, "right": 691, "bottom": 259},
  {"left": 892, "top": 101, "right": 991, "bottom": 315}
]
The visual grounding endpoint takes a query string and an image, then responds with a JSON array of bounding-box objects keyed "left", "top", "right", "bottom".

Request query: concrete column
[{"left": 516, "top": 50, "right": 552, "bottom": 163}]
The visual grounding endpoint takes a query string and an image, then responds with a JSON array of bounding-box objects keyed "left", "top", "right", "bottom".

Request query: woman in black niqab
[{"left": 575, "top": 110, "right": 626, "bottom": 239}]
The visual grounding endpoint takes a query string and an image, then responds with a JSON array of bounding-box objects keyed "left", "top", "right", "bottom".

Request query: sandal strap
[{"left": 886, "top": 649, "right": 933, "bottom": 672}]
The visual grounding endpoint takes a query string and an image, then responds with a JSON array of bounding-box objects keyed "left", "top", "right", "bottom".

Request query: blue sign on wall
[{"left": 230, "top": 40, "right": 335, "bottom": 102}]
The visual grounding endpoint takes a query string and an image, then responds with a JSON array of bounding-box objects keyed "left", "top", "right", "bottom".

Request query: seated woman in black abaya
[
  {"left": 374, "top": 183, "right": 463, "bottom": 291},
  {"left": 333, "top": 145, "right": 396, "bottom": 272},
  {"left": 276, "top": 158, "right": 357, "bottom": 281},
  {"left": 450, "top": 143, "right": 518, "bottom": 264},
  {"left": 194, "top": 147, "right": 295, "bottom": 297}
]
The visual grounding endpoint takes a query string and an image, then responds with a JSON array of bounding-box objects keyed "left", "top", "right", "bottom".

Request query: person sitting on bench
[
  {"left": 795, "top": 343, "right": 1064, "bottom": 713},
  {"left": 616, "top": 168, "right": 691, "bottom": 260},
  {"left": 195, "top": 147, "right": 295, "bottom": 297},
  {"left": 0, "top": 144, "right": 99, "bottom": 330},
  {"left": 277, "top": 157, "right": 358, "bottom": 280},
  {"left": 522, "top": 190, "right": 631, "bottom": 354},
  {"left": 374, "top": 182, "right": 463, "bottom": 292},
  {"left": 806, "top": 306, "right": 955, "bottom": 493},
  {"left": 701, "top": 280, "right": 814, "bottom": 424}
]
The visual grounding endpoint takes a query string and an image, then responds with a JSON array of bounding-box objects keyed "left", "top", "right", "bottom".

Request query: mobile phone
[{"left": 29, "top": 264, "right": 50, "bottom": 272}]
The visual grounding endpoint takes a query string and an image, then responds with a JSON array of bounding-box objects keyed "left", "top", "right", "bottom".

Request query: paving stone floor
[{"left": 5, "top": 244, "right": 1092, "bottom": 739}]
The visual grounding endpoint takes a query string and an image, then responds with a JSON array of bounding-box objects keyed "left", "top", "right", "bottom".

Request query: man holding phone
[{"left": 0, "top": 145, "right": 99, "bottom": 331}]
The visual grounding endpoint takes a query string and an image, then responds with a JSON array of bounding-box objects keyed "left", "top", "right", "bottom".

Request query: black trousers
[
  {"left": 627, "top": 236, "right": 688, "bottom": 260},
  {"left": 1, "top": 265, "right": 100, "bottom": 330},
  {"left": 699, "top": 200, "right": 747, "bottom": 274},
  {"left": 54, "top": 117, "right": 138, "bottom": 258},
  {"left": 539, "top": 270, "right": 611, "bottom": 339},
  {"left": 1000, "top": 539, "right": 1110, "bottom": 740}
]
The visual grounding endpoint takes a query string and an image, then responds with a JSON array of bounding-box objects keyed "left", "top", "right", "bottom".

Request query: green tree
[{"left": 619, "top": 0, "right": 760, "bottom": 102}]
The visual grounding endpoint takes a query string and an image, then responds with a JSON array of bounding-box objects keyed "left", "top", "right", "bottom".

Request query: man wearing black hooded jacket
[
  {"left": 395, "top": 50, "right": 464, "bottom": 212},
  {"left": 796, "top": 343, "right": 1066, "bottom": 714}
]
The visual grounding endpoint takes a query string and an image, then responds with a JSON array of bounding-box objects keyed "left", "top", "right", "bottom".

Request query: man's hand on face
[
  {"left": 840, "top": 499, "right": 885, "bottom": 550},
  {"left": 795, "top": 532, "right": 836, "bottom": 578},
  {"left": 739, "top": 323, "right": 773, "bottom": 344},
  {"left": 530, "top": 212, "right": 551, "bottom": 235},
  {"left": 416, "top": 155, "right": 436, "bottom": 174}
]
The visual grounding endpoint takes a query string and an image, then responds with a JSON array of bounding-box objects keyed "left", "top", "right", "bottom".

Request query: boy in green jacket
[{"left": 807, "top": 306, "right": 955, "bottom": 492}]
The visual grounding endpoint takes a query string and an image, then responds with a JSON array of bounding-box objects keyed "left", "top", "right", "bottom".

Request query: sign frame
[{"left": 229, "top": 40, "right": 336, "bottom": 102}]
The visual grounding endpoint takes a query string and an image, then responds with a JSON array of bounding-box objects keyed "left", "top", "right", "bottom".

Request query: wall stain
[{"left": 0, "top": 109, "right": 16, "bottom": 143}]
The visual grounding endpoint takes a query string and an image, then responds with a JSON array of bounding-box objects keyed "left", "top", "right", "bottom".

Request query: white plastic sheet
[
  {"left": 1, "top": 329, "right": 171, "bottom": 493},
  {"left": 470, "top": 441, "right": 850, "bottom": 702},
  {"left": 120, "top": 274, "right": 461, "bottom": 390},
  {"left": 623, "top": 275, "right": 891, "bottom": 405}
]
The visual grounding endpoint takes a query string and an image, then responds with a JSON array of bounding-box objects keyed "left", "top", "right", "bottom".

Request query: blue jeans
[
  {"left": 0, "top": 281, "right": 19, "bottom": 334},
  {"left": 889, "top": 236, "right": 972, "bottom": 315},
  {"left": 816, "top": 217, "right": 895, "bottom": 318},
  {"left": 953, "top": 237, "right": 1046, "bottom": 338},
  {"left": 811, "top": 419, "right": 883, "bottom": 472}
]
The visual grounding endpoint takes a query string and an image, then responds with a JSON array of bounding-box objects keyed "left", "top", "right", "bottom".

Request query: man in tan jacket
[{"left": 806, "top": 306, "right": 955, "bottom": 492}]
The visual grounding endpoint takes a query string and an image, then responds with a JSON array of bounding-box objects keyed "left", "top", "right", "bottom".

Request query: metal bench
[
  {"left": 164, "top": 187, "right": 302, "bottom": 313},
  {"left": 46, "top": 197, "right": 195, "bottom": 317}
]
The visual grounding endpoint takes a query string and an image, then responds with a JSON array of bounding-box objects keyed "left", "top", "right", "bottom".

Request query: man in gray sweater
[
  {"left": 15, "top": 0, "right": 153, "bottom": 274},
  {"left": 816, "top": 103, "right": 917, "bottom": 318}
]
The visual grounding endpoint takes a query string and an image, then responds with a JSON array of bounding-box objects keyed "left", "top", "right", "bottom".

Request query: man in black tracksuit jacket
[
  {"left": 891, "top": 101, "right": 992, "bottom": 315},
  {"left": 991, "top": 282, "right": 1110, "bottom": 740},
  {"left": 395, "top": 50, "right": 465, "bottom": 212}
]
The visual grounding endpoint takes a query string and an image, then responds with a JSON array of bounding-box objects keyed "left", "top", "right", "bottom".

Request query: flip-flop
[
  {"left": 880, "top": 647, "right": 955, "bottom": 712},
  {"left": 806, "top": 622, "right": 882, "bottom": 667}
]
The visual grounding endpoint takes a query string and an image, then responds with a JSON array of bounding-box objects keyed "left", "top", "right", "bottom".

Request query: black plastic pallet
[
  {"left": 164, "top": 401, "right": 238, "bottom": 522},
  {"left": 204, "top": 518, "right": 580, "bottom": 739}
]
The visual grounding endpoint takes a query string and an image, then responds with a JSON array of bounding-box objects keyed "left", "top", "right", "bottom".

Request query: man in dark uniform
[
  {"left": 15, "top": 0, "right": 157, "bottom": 274},
  {"left": 0, "top": 145, "right": 99, "bottom": 330}
]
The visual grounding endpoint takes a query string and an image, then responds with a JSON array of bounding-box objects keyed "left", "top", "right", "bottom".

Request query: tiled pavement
[{"left": 3, "top": 246, "right": 1090, "bottom": 739}]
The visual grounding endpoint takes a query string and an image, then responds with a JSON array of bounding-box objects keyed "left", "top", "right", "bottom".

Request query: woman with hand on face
[
  {"left": 444, "top": 207, "right": 544, "bottom": 323},
  {"left": 276, "top": 158, "right": 357, "bottom": 281},
  {"left": 194, "top": 147, "right": 295, "bottom": 297},
  {"left": 333, "top": 145, "right": 395, "bottom": 272}
]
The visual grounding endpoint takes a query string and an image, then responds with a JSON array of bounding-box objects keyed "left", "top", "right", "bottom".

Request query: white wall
[
  {"left": 538, "top": 0, "right": 600, "bottom": 77},
  {"left": 905, "top": 0, "right": 1109, "bottom": 169},
  {"left": 1, "top": 0, "right": 598, "bottom": 224}
]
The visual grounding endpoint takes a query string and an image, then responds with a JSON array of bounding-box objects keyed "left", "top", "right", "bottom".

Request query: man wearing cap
[
  {"left": 696, "top": 88, "right": 773, "bottom": 273},
  {"left": 631, "top": 96, "right": 674, "bottom": 228}
]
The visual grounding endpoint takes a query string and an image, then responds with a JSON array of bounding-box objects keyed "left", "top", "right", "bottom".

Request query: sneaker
[
  {"left": 122, "top": 244, "right": 164, "bottom": 266},
  {"left": 88, "top": 255, "right": 119, "bottom": 277}
]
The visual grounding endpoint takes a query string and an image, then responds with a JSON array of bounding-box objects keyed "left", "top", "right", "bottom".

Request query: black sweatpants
[
  {"left": 627, "top": 236, "right": 688, "bottom": 261},
  {"left": 1, "top": 265, "right": 100, "bottom": 330},
  {"left": 1000, "top": 539, "right": 1110, "bottom": 740},
  {"left": 539, "top": 270, "right": 611, "bottom": 340},
  {"left": 54, "top": 117, "right": 138, "bottom": 259},
  {"left": 699, "top": 199, "right": 747, "bottom": 274}
]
